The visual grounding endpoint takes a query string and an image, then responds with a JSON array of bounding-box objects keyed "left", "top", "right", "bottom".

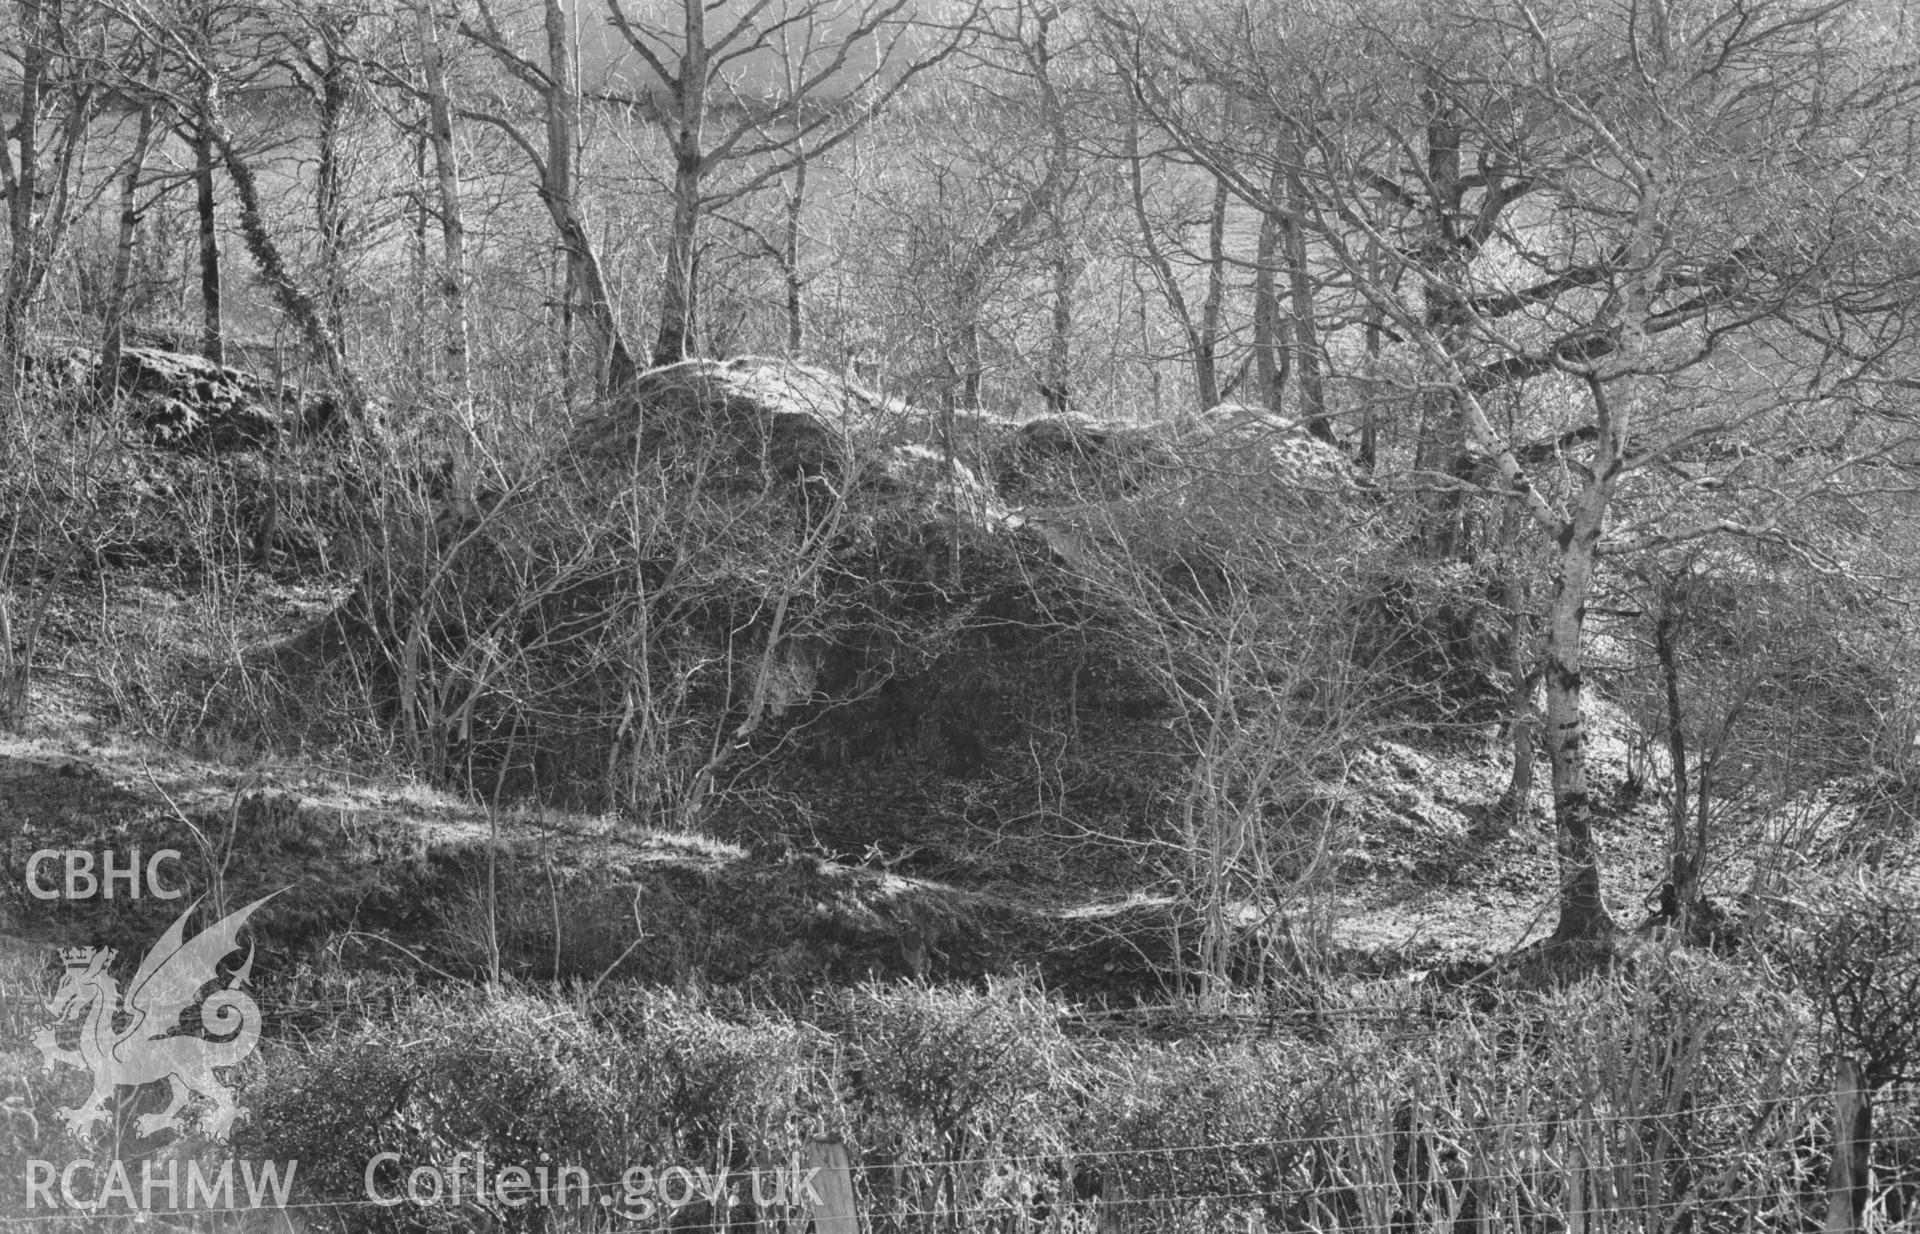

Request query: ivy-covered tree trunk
[
  {"left": 312, "top": 42, "right": 353, "bottom": 345},
  {"left": 209, "top": 105, "right": 379, "bottom": 445},
  {"left": 193, "top": 126, "right": 221, "bottom": 364}
]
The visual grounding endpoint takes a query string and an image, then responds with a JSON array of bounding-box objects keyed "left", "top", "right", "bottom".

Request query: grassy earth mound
[{"left": 262, "top": 359, "right": 1375, "bottom": 835}]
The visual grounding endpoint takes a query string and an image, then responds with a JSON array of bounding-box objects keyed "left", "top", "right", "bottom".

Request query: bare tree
[
  {"left": 1123, "top": 113, "right": 1225, "bottom": 412},
  {"left": 274, "top": 1, "right": 369, "bottom": 346},
  {"left": 101, "top": 0, "right": 386, "bottom": 444},
  {"left": 461, "top": 0, "right": 640, "bottom": 397},
  {"left": 414, "top": 0, "right": 468, "bottom": 399},
  {"left": 1, "top": 0, "right": 103, "bottom": 372},
  {"left": 603, "top": 0, "right": 979, "bottom": 369},
  {"left": 1112, "top": 0, "right": 1920, "bottom": 943},
  {"left": 188, "top": 0, "right": 223, "bottom": 361},
  {"left": 100, "top": 62, "right": 165, "bottom": 389},
  {"left": 414, "top": 0, "right": 474, "bottom": 498}
]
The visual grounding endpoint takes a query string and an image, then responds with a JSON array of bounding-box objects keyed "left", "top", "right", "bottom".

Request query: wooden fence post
[
  {"left": 1567, "top": 1143, "right": 1587, "bottom": 1234},
  {"left": 806, "top": 1133, "right": 859, "bottom": 1234},
  {"left": 753, "top": 1139, "right": 781, "bottom": 1234},
  {"left": 1827, "top": 1055, "right": 1871, "bottom": 1234}
]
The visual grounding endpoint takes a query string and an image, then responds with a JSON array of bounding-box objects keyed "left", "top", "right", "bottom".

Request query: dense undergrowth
[
  {"left": 5, "top": 0, "right": 1920, "bottom": 1221},
  {"left": 7, "top": 923, "right": 1920, "bottom": 1231},
  {"left": 5, "top": 866, "right": 1920, "bottom": 1229},
  {"left": 7, "top": 354, "right": 1920, "bottom": 1230}
]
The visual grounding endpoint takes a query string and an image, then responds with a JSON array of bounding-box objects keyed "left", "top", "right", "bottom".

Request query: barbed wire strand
[
  {"left": 2, "top": 1086, "right": 1912, "bottom": 1197},
  {"left": 6, "top": 1125, "right": 1920, "bottom": 1228},
  {"left": 0, "top": 1085, "right": 1861, "bottom": 1181},
  {"left": 0, "top": 1176, "right": 1900, "bottom": 1230}
]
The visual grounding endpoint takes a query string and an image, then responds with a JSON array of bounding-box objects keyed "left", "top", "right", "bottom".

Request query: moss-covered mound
[
  {"left": 25, "top": 344, "right": 342, "bottom": 452},
  {"left": 269, "top": 360, "right": 1377, "bottom": 847}
]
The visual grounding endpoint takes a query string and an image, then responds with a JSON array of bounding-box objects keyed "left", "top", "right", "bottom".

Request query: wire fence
[
  {"left": 4, "top": 1088, "right": 1920, "bottom": 1233},
  {"left": 6, "top": 972, "right": 1919, "bottom": 1233}
]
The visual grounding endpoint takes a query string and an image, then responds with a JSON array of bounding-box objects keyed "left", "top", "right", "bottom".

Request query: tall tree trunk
[
  {"left": 1041, "top": 233, "right": 1073, "bottom": 414},
  {"left": 313, "top": 45, "right": 352, "bottom": 346},
  {"left": 782, "top": 154, "right": 806, "bottom": 355},
  {"left": 1413, "top": 83, "right": 1475, "bottom": 557},
  {"left": 5, "top": 74, "right": 91, "bottom": 373},
  {"left": 1034, "top": 14, "right": 1072, "bottom": 414},
  {"left": 651, "top": 0, "right": 707, "bottom": 368},
  {"left": 543, "top": 0, "right": 580, "bottom": 380},
  {"left": 207, "top": 102, "right": 379, "bottom": 446},
  {"left": 0, "top": 0, "right": 87, "bottom": 373},
  {"left": 956, "top": 308, "right": 983, "bottom": 408},
  {"left": 0, "top": 0, "right": 46, "bottom": 373},
  {"left": 1490, "top": 495, "right": 1536, "bottom": 832},
  {"left": 950, "top": 102, "right": 1067, "bottom": 414},
  {"left": 558, "top": 212, "right": 635, "bottom": 392},
  {"left": 1357, "top": 236, "right": 1388, "bottom": 474},
  {"left": 1125, "top": 119, "right": 1205, "bottom": 413},
  {"left": 542, "top": 207, "right": 633, "bottom": 391},
  {"left": 1448, "top": 342, "right": 1637, "bottom": 946},
  {"left": 193, "top": 122, "right": 222, "bottom": 365},
  {"left": 463, "top": 0, "right": 635, "bottom": 396},
  {"left": 102, "top": 97, "right": 160, "bottom": 396},
  {"left": 191, "top": 0, "right": 222, "bottom": 365},
  {"left": 1280, "top": 166, "right": 1331, "bottom": 444},
  {"left": 540, "top": 0, "right": 632, "bottom": 393},
  {"left": 1543, "top": 374, "right": 1629, "bottom": 944},
  {"left": 1, "top": 0, "right": 94, "bottom": 413},
  {"left": 555, "top": 222, "right": 575, "bottom": 401},
  {"left": 407, "top": 127, "right": 428, "bottom": 377},
  {"left": 1252, "top": 165, "right": 1289, "bottom": 418},
  {"left": 417, "top": 0, "right": 474, "bottom": 503},
  {"left": 1539, "top": 184, "right": 1663, "bottom": 943},
  {"left": 655, "top": 149, "right": 701, "bottom": 367},
  {"left": 418, "top": 3, "right": 469, "bottom": 391},
  {"left": 1654, "top": 599, "right": 1697, "bottom": 918},
  {"left": 1195, "top": 173, "right": 1228, "bottom": 411},
  {"left": 1543, "top": 501, "right": 1612, "bottom": 942}
]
